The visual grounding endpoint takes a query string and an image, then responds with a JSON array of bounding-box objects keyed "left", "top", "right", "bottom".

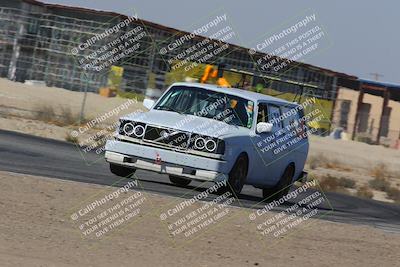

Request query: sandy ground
[
  {"left": 1, "top": 78, "right": 399, "bottom": 202},
  {"left": 0, "top": 171, "right": 399, "bottom": 267},
  {"left": 0, "top": 78, "right": 143, "bottom": 118},
  {"left": 308, "top": 135, "right": 400, "bottom": 174},
  {"left": 308, "top": 135, "right": 400, "bottom": 202}
]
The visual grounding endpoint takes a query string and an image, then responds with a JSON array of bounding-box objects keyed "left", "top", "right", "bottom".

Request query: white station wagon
[{"left": 105, "top": 82, "right": 308, "bottom": 199}]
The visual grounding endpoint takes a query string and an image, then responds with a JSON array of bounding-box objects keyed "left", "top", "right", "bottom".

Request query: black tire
[
  {"left": 226, "top": 154, "right": 248, "bottom": 196},
  {"left": 262, "top": 164, "right": 294, "bottom": 200},
  {"left": 169, "top": 175, "right": 191, "bottom": 186},
  {"left": 109, "top": 163, "right": 136, "bottom": 178}
]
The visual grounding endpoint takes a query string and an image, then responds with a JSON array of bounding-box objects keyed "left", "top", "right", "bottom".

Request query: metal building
[{"left": 0, "top": 0, "right": 355, "bottom": 98}]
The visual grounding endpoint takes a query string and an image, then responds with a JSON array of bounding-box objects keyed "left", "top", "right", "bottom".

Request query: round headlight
[
  {"left": 194, "top": 137, "right": 206, "bottom": 150},
  {"left": 134, "top": 125, "right": 145, "bottom": 137},
  {"left": 123, "top": 122, "right": 135, "bottom": 136},
  {"left": 205, "top": 139, "right": 217, "bottom": 152}
]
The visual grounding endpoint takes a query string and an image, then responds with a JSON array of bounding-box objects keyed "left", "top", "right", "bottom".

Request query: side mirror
[
  {"left": 256, "top": 122, "right": 273, "bottom": 134},
  {"left": 143, "top": 98, "right": 155, "bottom": 110}
]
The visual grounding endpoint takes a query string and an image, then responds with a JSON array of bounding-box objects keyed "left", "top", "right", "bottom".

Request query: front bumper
[{"left": 105, "top": 140, "right": 229, "bottom": 182}]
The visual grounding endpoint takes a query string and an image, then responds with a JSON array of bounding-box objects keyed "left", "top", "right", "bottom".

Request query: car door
[
  {"left": 280, "top": 105, "right": 309, "bottom": 180},
  {"left": 250, "top": 101, "right": 284, "bottom": 187}
]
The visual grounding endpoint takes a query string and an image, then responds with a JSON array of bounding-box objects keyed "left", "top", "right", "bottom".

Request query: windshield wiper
[{"left": 156, "top": 106, "right": 185, "bottom": 114}]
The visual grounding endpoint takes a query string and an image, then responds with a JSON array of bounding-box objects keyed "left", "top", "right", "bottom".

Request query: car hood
[{"left": 121, "top": 109, "right": 251, "bottom": 138}]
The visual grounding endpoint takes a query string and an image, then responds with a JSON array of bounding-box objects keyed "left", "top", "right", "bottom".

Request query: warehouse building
[
  {"left": 332, "top": 79, "right": 400, "bottom": 148},
  {"left": 0, "top": 0, "right": 352, "bottom": 97}
]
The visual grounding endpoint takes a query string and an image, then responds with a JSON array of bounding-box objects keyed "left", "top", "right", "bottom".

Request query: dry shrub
[
  {"left": 356, "top": 186, "right": 374, "bottom": 199},
  {"left": 338, "top": 177, "right": 356, "bottom": 189},
  {"left": 59, "top": 106, "right": 77, "bottom": 126},
  {"left": 65, "top": 132, "right": 78, "bottom": 143},
  {"left": 386, "top": 188, "right": 400, "bottom": 203},
  {"left": 325, "top": 161, "right": 352, "bottom": 172},
  {"left": 316, "top": 174, "right": 348, "bottom": 193},
  {"left": 368, "top": 167, "right": 400, "bottom": 202},
  {"left": 369, "top": 177, "right": 391, "bottom": 192},
  {"left": 34, "top": 105, "right": 57, "bottom": 122},
  {"left": 117, "top": 91, "right": 145, "bottom": 102},
  {"left": 370, "top": 163, "right": 389, "bottom": 179},
  {"left": 307, "top": 154, "right": 351, "bottom": 171},
  {"left": 34, "top": 105, "right": 80, "bottom": 126}
]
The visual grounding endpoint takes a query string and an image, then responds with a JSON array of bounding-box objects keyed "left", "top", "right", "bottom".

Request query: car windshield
[{"left": 154, "top": 86, "right": 254, "bottom": 128}]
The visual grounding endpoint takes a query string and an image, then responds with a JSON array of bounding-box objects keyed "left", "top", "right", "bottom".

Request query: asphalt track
[{"left": 0, "top": 129, "right": 399, "bottom": 233}]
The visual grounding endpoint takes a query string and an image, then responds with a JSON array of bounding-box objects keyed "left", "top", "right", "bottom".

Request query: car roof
[{"left": 170, "top": 82, "right": 296, "bottom": 106}]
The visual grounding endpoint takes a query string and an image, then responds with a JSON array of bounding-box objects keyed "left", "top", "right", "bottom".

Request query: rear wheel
[
  {"left": 169, "top": 175, "right": 191, "bottom": 186},
  {"left": 226, "top": 154, "right": 248, "bottom": 196},
  {"left": 109, "top": 163, "right": 136, "bottom": 178},
  {"left": 262, "top": 165, "right": 294, "bottom": 200}
]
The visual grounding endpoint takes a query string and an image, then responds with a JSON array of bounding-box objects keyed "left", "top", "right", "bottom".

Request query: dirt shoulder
[{"left": 0, "top": 171, "right": 399, "bottom": 267}]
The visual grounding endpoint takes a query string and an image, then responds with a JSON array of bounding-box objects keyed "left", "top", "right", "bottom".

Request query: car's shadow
[{"left": 132, "top": 176, "right": 306, "bottom": 209}]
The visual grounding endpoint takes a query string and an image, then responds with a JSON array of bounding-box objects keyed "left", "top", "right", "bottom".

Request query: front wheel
[
  {"left": 109, "top": 163, "right": 136, "bottom": 178},
  {"left": 169, "top": 175, "right": 191, "bottom": 187},
  {"left": 226, "top": 154, "right": 248, "bottom": 196}
]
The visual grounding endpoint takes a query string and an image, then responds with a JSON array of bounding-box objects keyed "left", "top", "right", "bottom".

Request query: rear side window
[
  {"left": 281, "top": 106, "right": 293, "bottom": 128},
  {"left": 268, "top": 105, "right": 282, "bottom": 130},
  {"left": 281, "top": 106, "right": 301, "bottom": 128},
  {"left": 257, "top": 103, "right": 268, "bottom": 123},
  {"left": 281, "top": 105, "right": 308, "bottom": 139}
]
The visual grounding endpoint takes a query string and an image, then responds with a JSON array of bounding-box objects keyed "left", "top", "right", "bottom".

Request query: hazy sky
[{"left": 43, "top": 0, "right": 400, "bottom": 84}]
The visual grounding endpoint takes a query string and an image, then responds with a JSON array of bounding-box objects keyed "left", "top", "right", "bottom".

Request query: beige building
[{"left": 332, "top": 79, "right": 400, "bottom": 149}]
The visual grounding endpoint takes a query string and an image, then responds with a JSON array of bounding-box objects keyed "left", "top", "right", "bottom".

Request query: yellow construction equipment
[
  {"left": 200, "top": 64, "right": 231, "bottom": 87},
  {"left": 99, "top": 87, "right": 116, "bottom": 97},
  {"left": 99, "top": 65, "right": 124, "bottom": 97}
]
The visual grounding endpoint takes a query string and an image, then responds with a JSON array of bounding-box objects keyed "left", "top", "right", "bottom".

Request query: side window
[
  {"left": 281, "top": 106, "right": 300, "bottom": 130},
  {"left": 281, "top": 106, "right": 292, "bottom": 128},
  {"left": 268, "top": 105, "right": 282, "bottom": 130},
  {"left": 281, "top": 105, "right": 308, "bottom": 139},
  {"left": 257, "top": 103, "right": 268, "bottom": 123}
]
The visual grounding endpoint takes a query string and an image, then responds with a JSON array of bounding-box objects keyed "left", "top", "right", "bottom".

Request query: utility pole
[
  {"left": 369, "top": 72, "right": 384, "bottom": 81},
  {"left": 79, "top": 78, "right": 88, "bottom": 125},
  {"left": 8, "top": 24, "right": 24, "bottom": 81}
]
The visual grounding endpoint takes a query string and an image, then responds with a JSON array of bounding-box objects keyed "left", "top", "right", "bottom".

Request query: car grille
[{"left": 143, "top": 125, "right": 190, "bottom": 150}]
